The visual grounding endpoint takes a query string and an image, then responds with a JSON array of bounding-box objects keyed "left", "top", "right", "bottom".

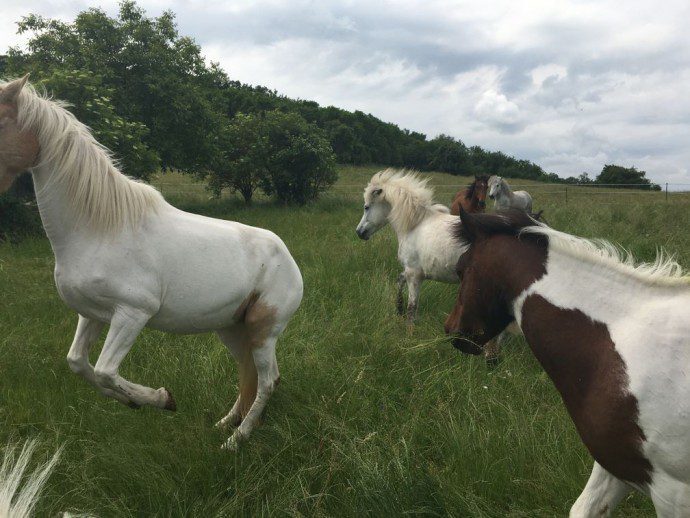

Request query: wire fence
[{"left": 153, "top": 181, "right": 690, "bottom": 205}]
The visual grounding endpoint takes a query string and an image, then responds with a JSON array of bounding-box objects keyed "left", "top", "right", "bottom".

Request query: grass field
[{"left": 1, "top": 166, "right": 689, "bottom": 516}]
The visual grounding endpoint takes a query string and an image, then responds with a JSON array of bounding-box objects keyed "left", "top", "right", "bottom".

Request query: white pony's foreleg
[
  {"left": 396, "top": 272, "right": 406, "bottom": 315},
  {"left": 93, "top": 309, "right": 175, "bottom": 411},
  {"left": 66, "top": 315, "right": 130, "bottom": 404},
  {"left": 570, "top": 462, "right": 631, "bottom": 517},
  {"left": 404, "top": 269, "right": 424, "bottom": 324}
]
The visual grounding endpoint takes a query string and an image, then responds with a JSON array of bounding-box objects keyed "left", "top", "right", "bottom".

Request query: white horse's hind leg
[
  {"left": 93, "top": 309, "right": 175, "bottom": 411},
  {"left": 66, "top": 315, "right": 129, "bottom": 404},
  {"left": 569, "top": 462, "right": 631, "bottom": 517},
  {"left": 215, "top": 326, "right": 248, "bottom": 430},
  {"left": 223, "top": 333, "right": 281, "bottom": 451}
]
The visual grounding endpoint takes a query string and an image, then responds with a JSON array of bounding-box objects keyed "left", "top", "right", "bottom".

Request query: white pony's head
[
  {"left": 356, "top": 168, "right": 434, "bottom": 240},
  {"left": 488, "top": 175, "right": 503, "bottom": 199}
]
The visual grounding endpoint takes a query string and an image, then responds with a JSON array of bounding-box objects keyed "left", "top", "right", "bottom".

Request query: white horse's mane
[
  {"left": 522, "top": 225, "right": 690, "bottom": 287},
  {"left": 0, "top": 440, "right": 61, "bottom": 518},
  {"left": 12, "top": 81, "right": 163, "bottom": 233},
  {"left": 365, "top": 168, "right": 442, "bottom": 233}
]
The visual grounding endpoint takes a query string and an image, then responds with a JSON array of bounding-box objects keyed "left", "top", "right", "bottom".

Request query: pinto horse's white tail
[{"left": 0, "top": 439, "right": 61, "bottom": 518}]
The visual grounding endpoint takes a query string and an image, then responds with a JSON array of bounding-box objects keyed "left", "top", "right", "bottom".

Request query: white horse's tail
[{"left": 0, "top": 439, "right": 61, "bottom": 518}]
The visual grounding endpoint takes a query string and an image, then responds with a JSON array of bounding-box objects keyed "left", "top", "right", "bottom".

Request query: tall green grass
[{"left": 1, "top": 166, "right": 688, "bottom": 516}]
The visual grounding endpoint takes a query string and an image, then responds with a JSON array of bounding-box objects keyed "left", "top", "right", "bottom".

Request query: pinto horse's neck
[{"left": 490, "top": 238, "right": 654, "bottom": 486}]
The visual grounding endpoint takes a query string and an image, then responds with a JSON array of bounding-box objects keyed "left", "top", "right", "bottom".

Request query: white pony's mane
[
  {"left": 0, "top": 440, "right": 61, "bottom": 518},
  {"left": 365, "top": 168, "right": 442, "bottom": 233},
  {"left": 522, "top": 225, "right": 690, "bottom": 287},
  {"left": 12, "top": 81, "right": 163, "bottom": 233}
]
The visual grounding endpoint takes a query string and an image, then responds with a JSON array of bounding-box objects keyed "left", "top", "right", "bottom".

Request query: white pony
[
  {"left": 0, "top": 440, "right": 60, "bottom": 518},
  {"left": 488, "top": 175, "right": 533, "bottom": 212},
  {"left": 356, "top": 169, "right": 465, "bottom": 323},
  {"left": 0, "top": 76, "right": 303, "bottom": 450}
]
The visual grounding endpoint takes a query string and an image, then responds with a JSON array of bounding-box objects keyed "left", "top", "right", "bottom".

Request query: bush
[{"left": 208, "top": 110, "right": 337, "bottom": 205}]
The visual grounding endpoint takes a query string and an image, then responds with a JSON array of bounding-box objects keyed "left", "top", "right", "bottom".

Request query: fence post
[
  {"left": 565, "top": 186, "right": 568, "bottom": 205},
  {"left": 665, "top": 183, "right": 668, "bottom": 202}
]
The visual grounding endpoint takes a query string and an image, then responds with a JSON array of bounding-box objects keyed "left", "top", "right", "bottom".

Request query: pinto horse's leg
[
  {"left": 93, "top": 309, "right": 175, "bottom": 411},
  {"left": 66, "top": 315, "right": 130, "bottom": 404},
  {"left": 396, "top": 272, "right": 406, "bottom": 315},
  {"left": 569, "top": 462, "right": 631, "bottom": 517}
]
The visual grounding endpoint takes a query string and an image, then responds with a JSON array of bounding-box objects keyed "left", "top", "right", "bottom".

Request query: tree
[
  {"left": 207, "top": 111, "right": 337, "bottom": 205},
  {"left": 596, "top": 164, "right": 660, "bottom": 190},
  {"left": 260, "top": 111, "right": 337, "bottom": 204},
  {"left": 207, "top": 114, "right": 267, "bottom": 204},
  {"left": 6, "top": 2, "right": 227, "bottom": 176}
]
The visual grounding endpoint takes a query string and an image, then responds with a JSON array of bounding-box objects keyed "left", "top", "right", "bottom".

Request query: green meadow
[{"left": 1, "top": 166, "right": 688, "bottom": 516}]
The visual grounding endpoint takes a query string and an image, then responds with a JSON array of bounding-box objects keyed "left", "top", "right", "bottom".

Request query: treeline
[
  {"left": 562, "top": 165, "right": 660, "bottom": 190},
  {"left": 1, "top": 1, "right": 565, "bottom": 189},
  {"left": 1, "top": 1, "right": 661, "bottom": 204}
]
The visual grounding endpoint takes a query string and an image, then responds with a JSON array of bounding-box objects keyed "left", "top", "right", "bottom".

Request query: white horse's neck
[{"left": 31, "top": 163, "right": 82, "bottom": 255}]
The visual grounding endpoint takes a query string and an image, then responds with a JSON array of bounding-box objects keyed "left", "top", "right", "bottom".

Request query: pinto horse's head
[
  {"left": 0, "top": 75, "right": 38, "bottom": 194},
  {"left": 445, "top": 207, "right": 547, "bottom": 354}
]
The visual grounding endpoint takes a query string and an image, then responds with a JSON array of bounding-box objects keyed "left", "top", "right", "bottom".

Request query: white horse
[
  {"left": 488, "top": 175, "right": 533, "bottom": 212},
  {"left": 356, "top": 169, "right": 466, "bottom": 323},
  {"left": 0, "top": 76, "right": 303, "bottom": 450},
  {"left": 0, "top": 440, "right": 61, "bottom": 518}
]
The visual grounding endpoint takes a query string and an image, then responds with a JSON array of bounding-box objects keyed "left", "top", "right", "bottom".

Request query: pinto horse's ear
[
  {"left": 0, "top": 74, "right": 29, "bottom": 104},
  {"left": 459, "top": 206, "right": 481, "bottom": 242}
]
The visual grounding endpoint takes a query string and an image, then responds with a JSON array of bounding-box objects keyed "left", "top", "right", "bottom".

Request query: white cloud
[{"left": 1, "top": 0, "right": 690, "bottom": 185}]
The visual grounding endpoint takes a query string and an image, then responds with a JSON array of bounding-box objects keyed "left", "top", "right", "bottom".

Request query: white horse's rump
[
  {"left": 488, "top": 176, "right": 533, "bottom": 212},
  {"left": 0, "top": 440, "right": 60, "bottom": 518},
  {"left": 0, "top": 77, "right": 303, "bottom": 450}
]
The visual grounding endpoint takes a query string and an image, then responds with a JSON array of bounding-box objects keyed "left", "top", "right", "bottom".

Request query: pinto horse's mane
[
  {"left": 455, "top": 210, "right": 690, "bottom": 287},
  {"left": 10, "top": 80, "right": 163, "bottom": 233},
  {"left": 364, "top": 168, "right": 441, "bottom": 233}
]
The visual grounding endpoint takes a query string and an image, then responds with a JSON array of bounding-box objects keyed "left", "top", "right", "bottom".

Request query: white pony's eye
[{"left": 364, "top": 205, "right": 370, "bottom": 211}]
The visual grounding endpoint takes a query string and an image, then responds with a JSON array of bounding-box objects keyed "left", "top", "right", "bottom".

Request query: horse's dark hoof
[{"left": 162, "top": 388, "right": 177, "bottom": 411}]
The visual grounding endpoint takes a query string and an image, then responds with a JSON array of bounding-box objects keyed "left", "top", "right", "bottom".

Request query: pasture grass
[{"left": 2, "top": 165, "right": 689, "bottom": 516}]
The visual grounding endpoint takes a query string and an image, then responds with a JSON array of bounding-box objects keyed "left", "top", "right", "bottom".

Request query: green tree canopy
[{"left": 596, "top": 164, "right": 660, "bottom": 190}]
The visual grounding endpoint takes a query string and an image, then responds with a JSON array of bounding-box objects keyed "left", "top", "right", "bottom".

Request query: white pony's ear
[
  {"left": 372, "top": 188, "right": 383, "bottom": 197},
  {"left": 0, "top": 74, "right": 29, "bottom": 104}
]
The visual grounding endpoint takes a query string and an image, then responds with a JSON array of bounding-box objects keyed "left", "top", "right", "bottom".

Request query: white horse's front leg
[
  {"left": 570, "top": 462, "right": 631, "bottom": 517},
  {"left": 404, "top": 269, "right": 424, "bottom": 324},
  {"left": 66, "top": 315, "right": 131, "bottom": 404},
  {"left": 396, "top": 272, "right": 406, "bottom": 315},
  {"left": 93, "top": 309, "right": 175, "bottom": 411}
]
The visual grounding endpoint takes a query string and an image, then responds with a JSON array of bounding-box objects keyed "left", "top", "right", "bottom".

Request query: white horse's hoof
[
  {"left": 158, "top": 387, "right": 176, "bottom": 411},
  {"left": 221, "top": 431, "right": 244, "bottom": 452}
]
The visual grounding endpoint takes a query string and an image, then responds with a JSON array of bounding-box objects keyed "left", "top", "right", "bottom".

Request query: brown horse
[
  {"left": 450, "top": 175, "right": 489, "bottom": 215},
  {"left": 445, "top": 207, "right": 690, "bottom": 516}
]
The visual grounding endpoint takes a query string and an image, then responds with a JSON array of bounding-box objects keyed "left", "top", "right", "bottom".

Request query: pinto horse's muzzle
[
  {"left": 450, "top": 335, "right": 484, "bottom": 355},
  {"left": 488, "top": 194, "right": 495, "bottom": 200}
]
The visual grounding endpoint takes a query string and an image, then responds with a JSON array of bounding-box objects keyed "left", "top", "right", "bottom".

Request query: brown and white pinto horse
[
  {"left": 450, "top": 175, "right": 489, "bottom": 215},
  {"left": 445, "top": 208, "right": 690, "bottom": 517}
]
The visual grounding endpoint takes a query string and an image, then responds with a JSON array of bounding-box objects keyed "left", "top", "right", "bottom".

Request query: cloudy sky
[{"left": 2, "top": 0, "right": 690, "bottom": 184}]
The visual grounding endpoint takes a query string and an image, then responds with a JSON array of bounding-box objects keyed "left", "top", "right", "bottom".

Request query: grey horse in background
[{"left": 488, "top": 176, "right": 533, "bottom": 212}]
